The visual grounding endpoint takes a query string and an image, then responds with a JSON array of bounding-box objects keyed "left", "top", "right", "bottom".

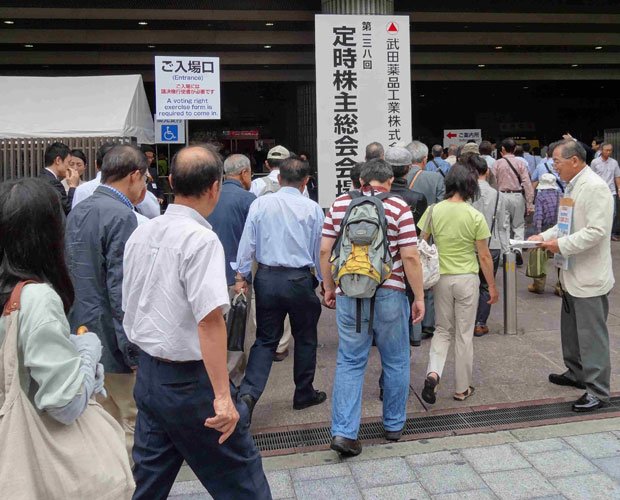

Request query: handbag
[
  {"left": 226, "top": 292, "right": 248, "bottom": 352},
  {"left": 0, "top": 282, "right": 134, "bottom": 500},
  {"left": 526, "top": 247, "right": 548, "bottom": 279},
  {"left": 419, "top": 204, "right": 441, "bottom": 290}
]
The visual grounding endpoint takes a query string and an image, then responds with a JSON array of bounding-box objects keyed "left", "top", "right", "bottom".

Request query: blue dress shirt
[
  {"left": 206, "top": 179, "right": 256, "bottom": 285},
  {"left": 235, "top": 186, "right": 324, "bottom": 280},
  {"left": 426, "top": 157, "right": 451, "bottom": 176}
]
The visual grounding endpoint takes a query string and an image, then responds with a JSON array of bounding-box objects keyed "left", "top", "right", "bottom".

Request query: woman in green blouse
[
  {"left": 418, "top": 162, "right": 499, "bottom": 403},
  {"left": 0, "top": 178, "right": 105, "bottom": 424}
]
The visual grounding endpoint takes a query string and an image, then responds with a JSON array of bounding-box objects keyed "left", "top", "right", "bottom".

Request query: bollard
[{"left": 503, "top": 251, "right": 518, "bottom": 335}]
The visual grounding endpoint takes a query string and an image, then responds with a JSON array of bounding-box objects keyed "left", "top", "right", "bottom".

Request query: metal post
[{"left": 503, "top": 252, "right": 518, "bottom": 335}]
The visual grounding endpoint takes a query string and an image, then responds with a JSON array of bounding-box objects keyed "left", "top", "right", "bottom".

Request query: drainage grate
[{"left": 253, "top": 396, "right": 620, "bottom": 452}]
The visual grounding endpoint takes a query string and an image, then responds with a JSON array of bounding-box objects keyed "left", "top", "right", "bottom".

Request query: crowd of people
[{"left": 0, "top": 132, "right": 615, "bottom": 497}]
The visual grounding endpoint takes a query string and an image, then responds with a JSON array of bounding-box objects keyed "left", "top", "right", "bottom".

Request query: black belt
[
  {"left": 257, "top": 263, "right": 311, "bottom": 272},
  {"left": 151, "top": 355, "right": 201, "bottom": 365},
  {"left": 500, "top": 190, "right": 523, "bottom": 194}
]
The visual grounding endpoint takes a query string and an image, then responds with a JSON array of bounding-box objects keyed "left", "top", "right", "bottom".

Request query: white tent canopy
[{"left": 0, "top": 75, "right": 155, "bottom": 144}]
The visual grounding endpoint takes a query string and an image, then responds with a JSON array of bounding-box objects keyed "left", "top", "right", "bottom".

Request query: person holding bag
[
  {"left": 0, "top": 178, "right": 134, "bottom": 500},
  {"left": 418, "top": 164, "right": 499, "bottom": 404}
]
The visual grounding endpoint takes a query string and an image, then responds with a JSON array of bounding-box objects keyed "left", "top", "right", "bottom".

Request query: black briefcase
[{"left": 227, "top": 293, "right": 248, "bottom": 352}]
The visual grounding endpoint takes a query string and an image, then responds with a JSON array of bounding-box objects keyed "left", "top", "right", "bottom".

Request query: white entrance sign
[
  {"left": 155, "top": 56, "right": 220, "bottom": 120},
  {"left": 443, "top": 129, "right": 482, "bottom": 148},
  {"left": 154, "top": 119, "right": 186, "bottom": 144},
  {"left": 316, "top": 14, "right": 412, "bottom": 207}
]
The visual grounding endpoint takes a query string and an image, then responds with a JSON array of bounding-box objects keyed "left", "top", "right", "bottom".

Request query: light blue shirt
[
  {"left": 426, "top": 157, "right": 451, "bottom": 176},
  {"left": 523, "top": 153, "right": 537, "bottom": 177},
  {"left": 235, "top": 186, "right": 324, "bottom": 280}
]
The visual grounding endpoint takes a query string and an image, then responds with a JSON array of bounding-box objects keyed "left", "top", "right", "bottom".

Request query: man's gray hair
[
  {"left": 447, "top": 144, "right": 458, "bottom": 156},
  {"left": 600, "top": 142, "right": 612, "bottom": 150},
  {"left": 405, "top": 141, "right": 429, "bottom": 164},
  {"left": 431, "top": 144, "right": 443, "bottom": 157},
  {"left": 365, "top": 142, "right": 384, "bottom": 161},
  {"left": 556, "top": 139, "right": 586, "bottom": 163},
  {"left": 224, "top": 154, "right": 250, "bottom": 176}
]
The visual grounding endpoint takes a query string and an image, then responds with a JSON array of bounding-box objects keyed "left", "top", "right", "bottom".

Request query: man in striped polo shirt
[{"left": 319, "top": 158, "right": 425, "bottom": 456}]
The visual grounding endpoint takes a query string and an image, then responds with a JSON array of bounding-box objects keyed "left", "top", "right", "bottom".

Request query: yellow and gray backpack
[{"left": 330, "top": 189, "right": 393, "bottom": 333}]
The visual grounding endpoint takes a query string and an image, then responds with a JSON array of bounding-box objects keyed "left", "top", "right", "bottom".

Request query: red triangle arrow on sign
[{"left": 387, "top": 22, "right": 398, "bottom": 33}]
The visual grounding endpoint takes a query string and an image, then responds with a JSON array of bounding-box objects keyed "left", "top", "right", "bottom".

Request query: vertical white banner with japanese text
[
  {"left": 155, "top": 56, "right": 221, "bottom": 120},
  {"left": 315, "top": 14, "right": 411, "bottom": 207}
]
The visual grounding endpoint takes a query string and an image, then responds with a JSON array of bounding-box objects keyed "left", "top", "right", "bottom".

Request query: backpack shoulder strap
[{"left": 408, "top": 169, "right": 424, "bottom": 190}]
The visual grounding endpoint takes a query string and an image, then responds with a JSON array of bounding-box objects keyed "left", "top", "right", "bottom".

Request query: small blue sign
[{"left": 161, "top": 124, "right": 178, "bottom": 142}]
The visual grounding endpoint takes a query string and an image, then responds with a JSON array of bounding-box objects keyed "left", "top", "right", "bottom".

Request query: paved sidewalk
[{"left": 169, "top": 417, "right": 620, "bottom": 499}]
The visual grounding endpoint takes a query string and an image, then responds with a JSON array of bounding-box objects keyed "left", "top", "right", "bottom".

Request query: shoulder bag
[
  {"left": 0, "top": 282, "right": 134, "bottom": 500},
  {"left": 418, "top": 204, "right": 441, "bottom": 290}
]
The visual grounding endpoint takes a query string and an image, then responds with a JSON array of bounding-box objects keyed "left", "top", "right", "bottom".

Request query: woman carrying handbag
[{"left": 0, "top": 178, "right": 134, "bottom": 499}]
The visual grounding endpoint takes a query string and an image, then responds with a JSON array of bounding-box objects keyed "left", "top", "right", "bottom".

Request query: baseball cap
[{"left": 267, "top": 145, "right": 290, "bottom": 160}]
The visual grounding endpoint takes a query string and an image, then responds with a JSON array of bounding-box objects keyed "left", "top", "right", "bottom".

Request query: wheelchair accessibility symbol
[{"left": 162, "top": 124, "right": 178, "bottom": 142}]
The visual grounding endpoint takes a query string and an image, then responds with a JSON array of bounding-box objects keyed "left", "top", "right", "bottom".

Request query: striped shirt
[{"left": 323, "top": 186, "right": 417, "bottom": 291}]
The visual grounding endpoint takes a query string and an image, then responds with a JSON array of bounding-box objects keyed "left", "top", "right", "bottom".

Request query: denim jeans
[
  {"left": 332, "top": 288, "right": 410, "bottom": 439},
  {"left": 422, "top": 289, "right": 435, "bottom": 331}
]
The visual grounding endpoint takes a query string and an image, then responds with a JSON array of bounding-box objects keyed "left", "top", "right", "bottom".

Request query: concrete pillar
[{"left": 321, "top": 0, "right": 394, "bottom": 14}]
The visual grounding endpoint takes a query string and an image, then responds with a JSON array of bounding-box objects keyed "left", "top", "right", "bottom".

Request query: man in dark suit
[
  {"left": 65, "top": 144, "right": 148, "bottom": 455},
  {"left": 39, "top": 142, "right": 80, "bottom": 214}
]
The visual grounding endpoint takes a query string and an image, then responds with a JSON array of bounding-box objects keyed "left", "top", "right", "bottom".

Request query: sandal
[
  {"left": 453, "top": 386, "right": 475, "bottom": 401},
  {"left": 421, "top": 374, "right": 440, "bottom": 404}
]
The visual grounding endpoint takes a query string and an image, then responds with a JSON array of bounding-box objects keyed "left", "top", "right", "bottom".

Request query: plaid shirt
[{"left": 534, "top": 189, "right": 560, "bottom": 233}]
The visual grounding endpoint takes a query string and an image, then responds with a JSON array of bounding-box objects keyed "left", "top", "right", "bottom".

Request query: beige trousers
[
  {"left": 97, "top": 372, "right": 137, "bottom": 457},
  {"left": 427, "top": 274, "right": 480, "bottom": 394}
]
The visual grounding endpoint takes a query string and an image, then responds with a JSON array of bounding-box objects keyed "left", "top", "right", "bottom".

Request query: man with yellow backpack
[{"left": 320, "top": 158, "right": 425, "bottom": 457}]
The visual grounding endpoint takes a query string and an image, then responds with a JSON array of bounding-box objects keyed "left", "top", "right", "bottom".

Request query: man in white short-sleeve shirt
[{"left": 122, "top": 145, "right": 270, "bottom": 500}]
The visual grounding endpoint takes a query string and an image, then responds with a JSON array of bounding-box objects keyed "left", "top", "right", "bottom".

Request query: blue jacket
[{"left": 65, "top": 186, "right": 139, "bottom": 373}]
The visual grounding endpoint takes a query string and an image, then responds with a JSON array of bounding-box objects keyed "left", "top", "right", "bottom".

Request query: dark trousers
[
  {"left": 476, "top": 249, "right": 501, "bottom": 326},
  {"left": 132, "top": 352, "right": 271, "bottom": 500},
  {"left": 560, "top": 292, "right": 611, "bottom": 402},
  {"left": 240, "top": 266, "right": 321, "bottom": 405}
]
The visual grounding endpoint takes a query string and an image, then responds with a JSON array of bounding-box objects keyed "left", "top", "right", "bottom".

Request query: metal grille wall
[
  {"left": 296, "top": 83, "right": 318, "bottom": 173},
  {"left": 604, "top": 128, "right": 620, "bottom": 161},
  {"left": 1, "top": 136, "right": 132, "bottom": 182}
]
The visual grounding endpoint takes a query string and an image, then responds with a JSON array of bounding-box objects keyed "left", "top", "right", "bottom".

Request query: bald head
[{"left": 170, "top": 145, "right": 223, "bottom": 197}]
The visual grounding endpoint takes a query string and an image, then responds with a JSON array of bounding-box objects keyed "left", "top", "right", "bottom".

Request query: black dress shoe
[
  {"left": 385, "top": 428, "right": 403, "bottom": 442},
  {"left": 421, "top": 328, "right": 434, "bottom": 340},
  {"left": 572, "top": 392, "right": 608, "bottom": 412},
  {"left": 410, "top": 339, "right": 421, "bottom": 347},
  {"left": 330, "top": 436, "right": 362, "bottom": 456},
  {"left": 549, "top": 373, "right": 586, "bottom": 389},
  {"left": 240, "top": 394, "right": 257, "bottom": 424},
  {"left": 293, "top": 390, "right": 327, "bottom": 410}
]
